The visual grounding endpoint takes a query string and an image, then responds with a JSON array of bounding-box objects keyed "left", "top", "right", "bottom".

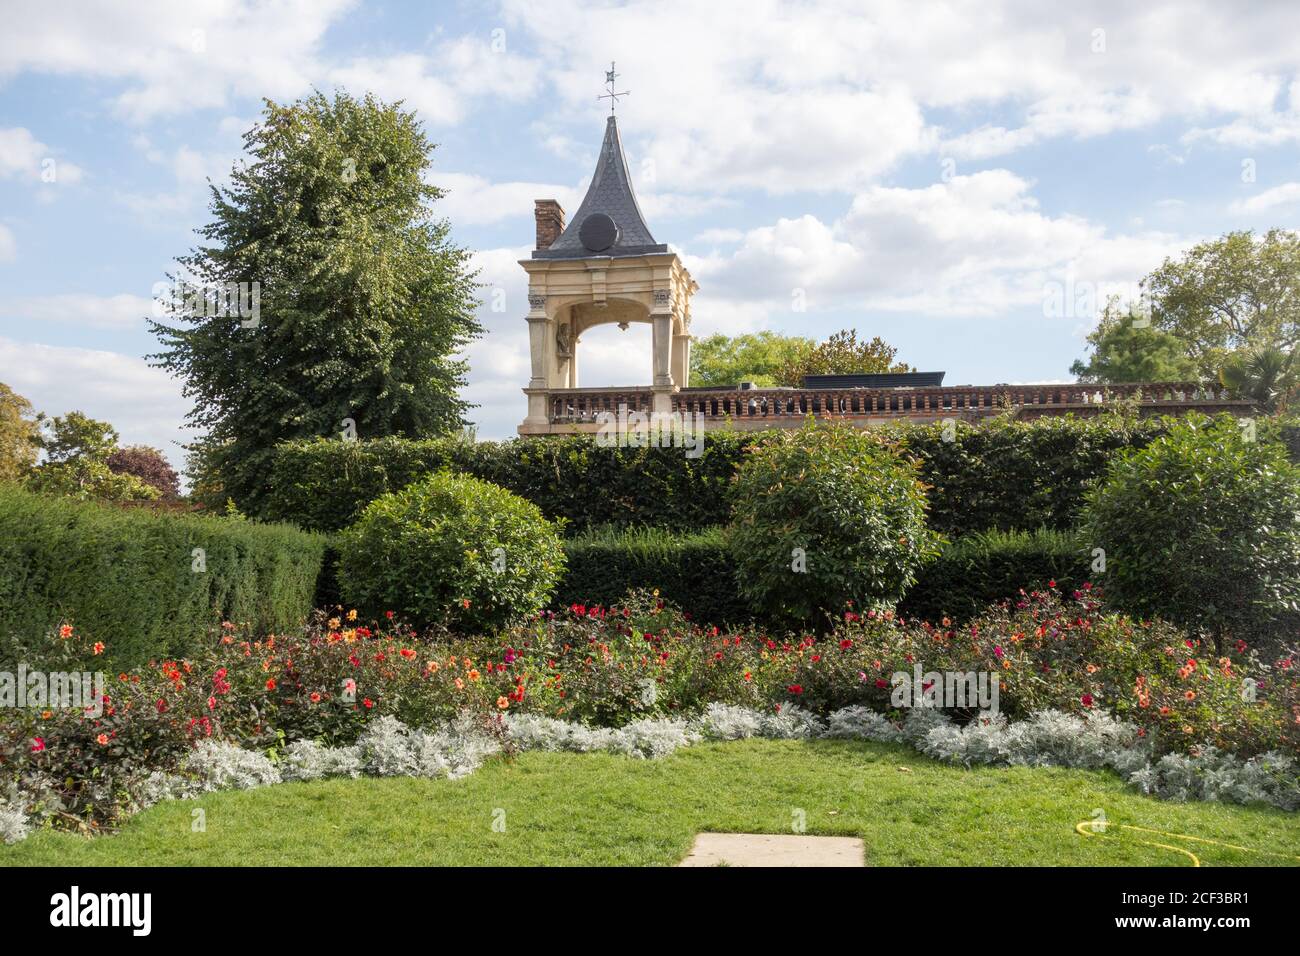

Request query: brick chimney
[{"left": 535, "top": 199, "right": 565, "bottom": 250}]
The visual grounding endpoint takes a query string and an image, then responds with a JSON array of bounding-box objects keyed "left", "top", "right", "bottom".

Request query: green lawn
[{"left": 2, "top": 739, "right": 1297, "bottom": 866}]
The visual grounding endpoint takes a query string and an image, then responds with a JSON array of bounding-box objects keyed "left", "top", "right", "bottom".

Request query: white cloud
[
  {"left": 327, "top": 40, "right": 541, "bottom": 128},
  {"left": 0, "top": 338, "right": 193, "bottom": 468},
  {"left": 1, "top": 294, "right": 155, "bottom": 330},
  {"left": 431, "top": 173, "right": 581, "bottom": 227},
  {"left": 0, "top": 0, "right": 354, "bottom": 122},
  {"left": 688, "top": 171, "right": 1190, "bottom": 330},
  {"left": 0, "top": 127, "right": 83, "bottom": 184},
  {"left": 1232, "top": 182, "right": 1300, "bottom": 214}
]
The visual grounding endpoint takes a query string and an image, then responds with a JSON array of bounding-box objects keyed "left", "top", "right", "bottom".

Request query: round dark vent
[{"left": 579, "top": 213, "right": 619, "bottom": 252}]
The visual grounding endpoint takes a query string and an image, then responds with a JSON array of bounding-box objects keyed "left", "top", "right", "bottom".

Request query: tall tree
[
  {"left": 1145, "top": 228, "right": 1300, "bottom": 377},
  {"left": 1070, "top": 300, "right": 1200, "bottom": 383},
  {"left": 26, "top": 410, "right": 157, "bottom": 502},
  {"left": 149, "top": 91, "right": 481, "bottom": 513},
  {"left": 0, "top": 383, "right": 39, "bottom": 482},
  {"left": 690, "top": 331, "right": 815, "bottom": 387},
  {"left": 36, "top": 410, "right": 118, "bottom": 464}
]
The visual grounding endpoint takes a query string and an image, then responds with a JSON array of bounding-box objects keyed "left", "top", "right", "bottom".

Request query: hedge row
[
  {"left": 552, "top": 525, "right": 1088, "bottom": 628},
  {"left": 896, "top": 528, "right": 1093, "bottom": 624},
  {"left": 554, "top": 526, "right": 749, "bottom": 626},
  {"left": 264, "top": 415, "right": 1175, "bottom": 537},
  {"left": 0, "top": 484, "right": 327, "bottom": 667}
]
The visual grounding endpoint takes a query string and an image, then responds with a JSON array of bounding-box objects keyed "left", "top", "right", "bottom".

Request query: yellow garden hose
[{"left": 1074, "top": 820, "right": 1300, "bottom": 866}]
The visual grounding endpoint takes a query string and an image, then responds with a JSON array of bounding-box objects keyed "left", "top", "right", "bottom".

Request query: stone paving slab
[{"left": 678, "top": 832, "right": 866, "bottom": 867}]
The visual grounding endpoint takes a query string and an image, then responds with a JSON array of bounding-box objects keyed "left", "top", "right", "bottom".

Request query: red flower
[
  {"left": 310, "top": 692, "right": 322, "bottom": 703},
  {"left": 1080, "top": 693, "right": 1094, "bottom": 708},
  {"left": 875, "top": 678, "right": 889, "bottom": 689},
  {"left": 363, "top": 698, "right": 375, "bottom": 709},
  {"left": 839, "top": 639, "right": 852, "bottom": 650},
  {"left": 30, "top": 737, "right": 45, "bottom": 753},
  {"left": 155, "top": 699, "right": 168, "bottom": 713},
  {"left": 787, "top": 684, "right": 804, "bottom": 695},
  {"left": 265, "top": 678, "right": 277, "bottom": 691},
  {"left": 385, "top": 610, "right": 395, "bottom": 619}
]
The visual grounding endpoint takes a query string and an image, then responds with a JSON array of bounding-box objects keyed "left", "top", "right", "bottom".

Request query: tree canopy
[
  {"left": 1070, "top": 300, "right": 1200, "bottom": 384},
  {"left": 690, "top": 328, "right": 909, "bottom": 388},
  {"left": 0, "top": 383, "right": 39, "bottom": 482},
  {"left": 149, "top": 91, "right": 482, "bottom": 513}
]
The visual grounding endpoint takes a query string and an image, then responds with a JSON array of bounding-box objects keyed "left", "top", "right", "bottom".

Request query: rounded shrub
[
  {"left": 337, "top": 471, "right": 566, "bottom": 635},
  {"left": 1082, "top": 414, "right": 1300, "bottom": 652},
  {"left": 727, "top": 421, "right": 940, "bottom": 624}
]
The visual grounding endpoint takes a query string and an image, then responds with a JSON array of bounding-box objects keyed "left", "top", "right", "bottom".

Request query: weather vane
[{"left": 597, "top": 60, "right": 629, "bottom": 113}]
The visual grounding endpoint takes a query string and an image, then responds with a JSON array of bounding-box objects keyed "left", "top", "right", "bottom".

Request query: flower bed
[{"left": 1, "top": 588, "right": 1296, "bottom": 842}]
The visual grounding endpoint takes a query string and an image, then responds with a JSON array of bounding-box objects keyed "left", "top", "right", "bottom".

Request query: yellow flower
[
  {"left": 347, "top": 609, "right": 357, "bottom": 621},
  {"left": 328, "top": 618, "right": 341, "bottom": 629}
]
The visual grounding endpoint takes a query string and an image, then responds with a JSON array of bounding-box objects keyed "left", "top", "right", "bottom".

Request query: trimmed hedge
[
  {"left": 264, "top": 416, "right": 1177, "bottom": 537},
  {"left": 0, "top": 484, "right": 327, "bottom": 667},
  {"left": 264, "top": 433, "right": 754, "bottom": 534},
  {"left": 554, "top": 526, "right": 749, "bottom": 626},
  {"left": 555, "top": 526, "right": 1093, "bottom": 629},
  {"left": 898, "top": 528, "right": 1093, "bottom": 624}
]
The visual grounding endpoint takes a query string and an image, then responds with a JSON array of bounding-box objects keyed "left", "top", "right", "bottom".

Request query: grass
[{"left": 2, "top": 739, "right": 1297, "bottom": 866}]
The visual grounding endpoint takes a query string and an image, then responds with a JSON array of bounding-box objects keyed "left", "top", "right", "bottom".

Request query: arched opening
[{"left": 572, "top": 320, "right": 654, "bottom": 387}]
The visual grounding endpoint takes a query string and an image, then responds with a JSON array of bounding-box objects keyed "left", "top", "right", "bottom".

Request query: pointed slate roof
[{"left": 533, "top": 115, "right": 668, "bottom": 259}]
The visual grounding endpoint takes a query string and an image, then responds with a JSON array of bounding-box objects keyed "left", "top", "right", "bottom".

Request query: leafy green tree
[
  {"left": 0, "top": 383, "right": 39, "bottom": 482},
  {"left": 149, "top": 91, "right": 481, "bottom": 514},
  {"left": 690, "top": 331, "right": 815, "bottom": 387},
  {"left": 1082, "top": 415, "right": 1300, "bottom": 652},
  {"left": 1070, "top": 300, "right": 1200, "bottom": 383},
  {"left": 36, "top": 410, "right": 118, "bottom": 464},
  {"left": 775, "top": 329, "right": 910, "bottom": 386},
  {"left": 25, "top": 410, "right": 157, "bottom": 502},
  {"left": 1145, "top": 229, "right": 1300, "bottom": 377},
  {"left": 1218, "top": 345, "right": 1298, "bottom": 413}
]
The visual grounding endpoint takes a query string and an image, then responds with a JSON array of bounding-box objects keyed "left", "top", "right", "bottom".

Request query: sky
[{"left": 1, "top": 0, "right": 1299, "bottom": 471}]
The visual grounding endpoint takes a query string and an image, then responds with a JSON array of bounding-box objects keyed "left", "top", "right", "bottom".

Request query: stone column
[
  {"left": 671, "top": 331, "right": 691, "bottom": 389},
  {"left": 651, "top": 310, "right": 674, "bottom": 415},
  {"left": 521, "top": 294, "right": 551, "bottom": 429}
]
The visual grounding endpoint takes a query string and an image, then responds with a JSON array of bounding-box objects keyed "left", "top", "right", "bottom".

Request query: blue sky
[{"left": 2, "top": 0, "right": 1299, "bottom": 470}]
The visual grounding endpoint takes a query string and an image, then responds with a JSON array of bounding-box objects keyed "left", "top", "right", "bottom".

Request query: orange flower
[
  {"left": 92, "top": 642, "right": 104, "bottom": 655},
  {"left": 467, "top": 669, "right": 480, "bottom": 682},
  {"left": 496, "top": 696, "right": 510, "bottom": 710},
  {"left": 1159, "top": 706, "right": 1171, "bottom": 716},
  {"left": 309, "top": 692, "right": 322, "bottom": 703},
  {"left": 425, "top": 661, "right": 440, "bottom": 674},
  {"left": 454, "top": 678, "right": 465, "bottom": 690},
  {"left": 1184, "top": 690, "right": 1196, "bottom": 701},
  {"left": 1085, "top": 664, "right": 1098, "bottom": 674},
  {"left": 59, "top": 624, "right": 73, "bottom": 639},
  {"left": 399, "top": 648, "right": 416, "bottom": 659},
  {"left": 96, "top": 733, "right": 109, "bottom": 745}
]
